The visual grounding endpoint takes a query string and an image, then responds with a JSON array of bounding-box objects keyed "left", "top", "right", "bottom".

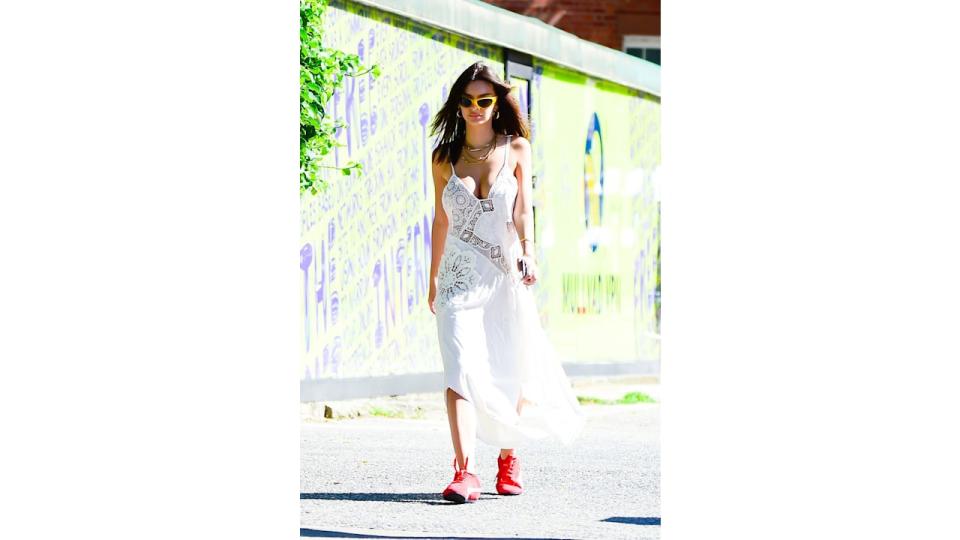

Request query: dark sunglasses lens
[
  {"left": 459, "top": 96, "right": 472, "bottom": 107},
  {"left": 477, "top": 98, "right": 494, "bottom": 108}
]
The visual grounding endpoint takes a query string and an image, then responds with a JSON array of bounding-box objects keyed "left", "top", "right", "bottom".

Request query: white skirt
[{"left": 436, "top": 267, "right": 586, "bottom": 449}]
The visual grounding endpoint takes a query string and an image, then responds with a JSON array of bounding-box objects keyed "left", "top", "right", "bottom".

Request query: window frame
[{"left": 622, "top": 35, "right": 660, "bottom": 64}]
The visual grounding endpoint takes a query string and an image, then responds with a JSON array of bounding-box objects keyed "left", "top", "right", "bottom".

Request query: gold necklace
[
  {"left": 465, "top": 141, "right": 494, "bottom": 151},
  {"left": 461, "top": 152, "right": 492, "bottom": 164},
  {"left": 464, "top": 135, "right": 497, "bottom": 151},
  {"left": 461, "top": 143, "right": 495, "bottom": 163},
  {"left": 462, "top": 135, "right": 498, "bottom": 163},
  {"left": 464, "top": 144, "right": 494, "bottom": 156},
  {"left": 464, "top": 146, "right": 494, "bottom": 159}
]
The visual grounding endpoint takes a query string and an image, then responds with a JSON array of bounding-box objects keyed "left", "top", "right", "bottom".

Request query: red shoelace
[
  {"left": 452, "top": 457, "right": 473, "bottom": 481},
  {"left": 498, "top": 456, "right": 519, "bottom": 483}
]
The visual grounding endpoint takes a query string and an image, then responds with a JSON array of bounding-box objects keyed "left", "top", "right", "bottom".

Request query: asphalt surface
[{"left": 300, "top": 388, "right": 660, "bottom": 540}]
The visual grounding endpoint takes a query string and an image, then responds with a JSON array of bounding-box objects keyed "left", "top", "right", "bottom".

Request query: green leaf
[{"left": 300, "top": 0, "right": 362, "bottom": 195}]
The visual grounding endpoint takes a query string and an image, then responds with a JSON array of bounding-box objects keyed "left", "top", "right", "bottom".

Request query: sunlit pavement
[{"left": 301, "top": 385, "right": 659, "bottom": 540}]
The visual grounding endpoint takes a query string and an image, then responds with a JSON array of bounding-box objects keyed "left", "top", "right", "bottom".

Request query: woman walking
[{"left": 428, "top": 62, "right": 586, "bottom": 504}]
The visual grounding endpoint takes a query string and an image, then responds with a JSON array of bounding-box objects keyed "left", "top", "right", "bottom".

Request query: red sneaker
[
  {"left": 442, "top": 457, "right": 481, "bottom": 504},
  {"left": 496, "top": 454, "right": 524, "bottom": 495}
]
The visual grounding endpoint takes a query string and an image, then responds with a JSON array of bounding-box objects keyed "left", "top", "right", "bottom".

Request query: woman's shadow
[
  {"left": 300, "top": 528, "right": 569, "bottom": 539},
  {"left": 300, "top": 491, "right": 499, "bottom": 506}
]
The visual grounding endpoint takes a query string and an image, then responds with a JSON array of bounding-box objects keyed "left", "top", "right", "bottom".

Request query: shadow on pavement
[
  {"left": 601, "top": 516, "right": 661, "bottom": 525},
  {"left": 301, "top": 492, "right": 500, "bottom": 505},
  {"left": 300, "top": 529, "right": 572, "bottom": 539}
]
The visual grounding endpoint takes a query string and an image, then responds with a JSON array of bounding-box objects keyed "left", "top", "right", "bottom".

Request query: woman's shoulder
[
  {"left": 510, "top": 135, "right": 530, "bottom": 150},
  {"left": 431, "top": 146, "right": 452, "bottom": 167},
  {"left": 508, "top": 135, "right": 531, "bottom": 155}
]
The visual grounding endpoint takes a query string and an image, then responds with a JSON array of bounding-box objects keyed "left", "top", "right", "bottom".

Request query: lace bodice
[
  {"left": 435, "top": 136, "right": 521, "bottom": 311},
  {"left": 440, "top": 135, "right": 518, "bottom": 277}
]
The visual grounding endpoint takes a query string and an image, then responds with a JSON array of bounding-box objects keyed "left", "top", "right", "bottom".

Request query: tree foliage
[{"left": 300, "top": 0, "right": 380, "bottom": 195}]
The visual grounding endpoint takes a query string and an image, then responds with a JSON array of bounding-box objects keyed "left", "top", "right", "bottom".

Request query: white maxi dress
[{"left": 435, "top": 135, "right": 586, "bottom": 449}]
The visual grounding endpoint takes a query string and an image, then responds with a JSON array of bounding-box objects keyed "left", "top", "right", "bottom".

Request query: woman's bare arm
[
  {"left": 511, "top": 138, "right": 535, "bottom": 249},
  {"left": 511, "top": 137, "right": 537, "bottom": 285},
  {"left": 428, "top": 157, "right": 450, "bottom": 313}
]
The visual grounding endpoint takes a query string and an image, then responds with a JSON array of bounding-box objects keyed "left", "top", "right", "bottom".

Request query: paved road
[{"left": 300, "top": 402, "right": 660, "bottom": 539}]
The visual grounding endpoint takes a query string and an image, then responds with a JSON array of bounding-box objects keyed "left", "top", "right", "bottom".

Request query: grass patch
[
  {"left": 577, "top": 392, "right": 657, "bottom": 405},
  {"left": 619, "top": 391, "right": 656, "bottom": 404},
  {"left": 366, "top": 406, "right": 426, "bottom": 419},
  {"left": 577, "top": 396, "right": 615, "bottom": 405},
  {"left": 368, "top": 406, "right": 404, "bottom": 418}
]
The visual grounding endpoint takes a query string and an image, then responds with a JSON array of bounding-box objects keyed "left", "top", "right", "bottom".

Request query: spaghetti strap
[
  {"left": 497, "top": 135, "right": 511, "bottom": 177},
  {"left": 450, "top": 161, "right": 456, "bottom": 179}
]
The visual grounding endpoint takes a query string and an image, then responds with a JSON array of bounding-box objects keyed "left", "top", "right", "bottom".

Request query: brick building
[{"left": 480, "top": 0, "right": 660, "bottom": 64}]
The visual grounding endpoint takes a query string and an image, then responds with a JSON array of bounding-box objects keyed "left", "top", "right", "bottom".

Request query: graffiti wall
[
  {"left": 301, "top": 0, "right": 660, "bottom": 382},
  {"left": 300, "top": 1, "right": 504, "bottom": 380},
  {"left": 526, "top": 63, "right": 661, "bottom": 363}
]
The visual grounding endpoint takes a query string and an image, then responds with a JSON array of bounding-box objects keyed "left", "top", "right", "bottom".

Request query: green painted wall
[
  {"left": 527, "top": 62, "right": 661, "bottom": 364},
  {"left": 300, "top": 0, "right": 660, "bottom": 382}
]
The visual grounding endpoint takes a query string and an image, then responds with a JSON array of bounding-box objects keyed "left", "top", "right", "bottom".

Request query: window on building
[{"left": 623, "top": 35, "right": 660, "bottom": 66}]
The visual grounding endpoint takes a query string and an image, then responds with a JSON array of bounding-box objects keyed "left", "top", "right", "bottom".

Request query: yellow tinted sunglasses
[{"left": 459, "top": 95, "right": 498, "bottom": 109}]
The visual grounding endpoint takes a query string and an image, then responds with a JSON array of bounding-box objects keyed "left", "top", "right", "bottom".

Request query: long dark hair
[{"left": 430, "top": 62, "right": 530, "bottom": 166}]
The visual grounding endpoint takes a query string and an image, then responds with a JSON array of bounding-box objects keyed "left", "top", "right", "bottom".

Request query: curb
[{"left": 301, "top": 374, "right": 660, "bottom": 423}]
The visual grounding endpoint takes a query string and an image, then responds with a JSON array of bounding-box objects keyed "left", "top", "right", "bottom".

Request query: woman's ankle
[{"left": 456, "top": 455, "right": 476, "bottom": 472}]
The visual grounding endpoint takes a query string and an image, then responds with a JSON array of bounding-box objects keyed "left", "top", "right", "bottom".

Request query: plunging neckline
[
  {"left": 450, "top": 135, "right": 511, "bottom": 201},
  {"left": 451, "top": 167, "right": 506, "bottom": 202}
]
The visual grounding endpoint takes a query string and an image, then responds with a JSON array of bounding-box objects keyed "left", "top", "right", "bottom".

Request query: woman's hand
[
  {"left": 428, "top": 281, "right": 437, "bottom": 314},
  {"left": 518, "top": 255, "right": 538, "bottom": 286}
]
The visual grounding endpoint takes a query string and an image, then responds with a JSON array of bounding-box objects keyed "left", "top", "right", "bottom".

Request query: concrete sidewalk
[{"left": 300, "top": 376, "right": 660, "bottom": 539}]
